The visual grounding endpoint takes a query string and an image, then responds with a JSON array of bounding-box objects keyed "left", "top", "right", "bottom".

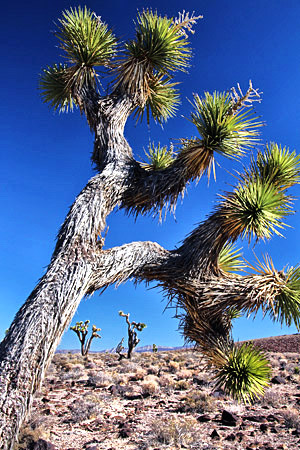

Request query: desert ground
[{"left": 16, "top": 334, "right": 300, "bottom": 450}]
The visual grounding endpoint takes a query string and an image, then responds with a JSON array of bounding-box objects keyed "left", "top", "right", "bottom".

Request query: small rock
[
  {"left": 292, "top": 428, "right": 300, "bottom": 436},
  {"left": 193, "top": 376, "right": 210, "bottom": 387},
  {"left": 118, "top": 423, "right": 132, "bottom": 438},
  {"left": 30, "top": 440, "right": 57, "bottom": 450},
  {"left": 243, "top": 415, "right": 267, "bottom": 423},
  {"left": 236, "top": 432, "right": 244, "bottom": 442},
  {"left": 225, "top": 433, "right": 236, "bottom": 441},
  {"left": 210, "top": 429, "right": 221, "bottom": 440},
  {"left": 197, "top": 414, "right": 211, "bottom": 423},
  {"left": 271, "top": 375, "right": 286, "bottom": 384},
  {"left": 221, "top": 410, "right": 238, "bottom": 426},
  {"left": 260, "top": 423, "right": 269, "bottom": 433},
  {"left": 270, "top": 426, "right": 278, "bottom": 433}
]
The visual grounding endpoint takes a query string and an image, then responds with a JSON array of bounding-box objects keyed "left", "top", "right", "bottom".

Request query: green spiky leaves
[
  {"left": 274, "top": 266, "right": 300, "bottom": 329},
  {"left": 116, "top": 9, "right": 200, "bottom": 123},
  {"left": 39, "top": 7, "right": 116, "bottom": 113},
  {"left": 191, "top": 92, "right": 261, "bottom": 156},
  {"left": 218, "top": 243, "right": 246, "bottom": 273},
  {"left": 255, "top": 143, "right": 300, "bottom": 190},
  {"left": 134, "top": 75, "right": 180, "bottom": 124},
  {"left": 213, "top": 342, "right": 271, "bottom": 403},
  {"left": 56, "top": 7, "right": 116, "bottom": 67},
  {"left": 177, "top": 91, "right": 263, "bottom": 180},
  {"left": 141, "top": 142, "right": 175, "bottom": 170},
  {"left": 220, "top": 178, "right": 292, "bottom": 242},
  {"left": 246, "top": 256, "right": 300, "bottom": 330},
  {"left": 39, "top": 63, "right": 77, "bottom": 113},
  {"left": 218, "top": 143, "right": 299, "bottom": 243}
]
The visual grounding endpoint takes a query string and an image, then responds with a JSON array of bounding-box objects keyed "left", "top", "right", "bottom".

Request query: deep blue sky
[{"left": 1, "top": 0, "right": 300, "bottom": 350}]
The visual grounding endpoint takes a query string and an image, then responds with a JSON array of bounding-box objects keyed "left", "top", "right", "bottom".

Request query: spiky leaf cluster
[
  {"left": 213, "top": 342, "right": 271, "bottom": 403},
  {"left": 178, "top": 91, "right": 262, "bottom": 180},
  {"left": 141, "top": 142, "right": 175, "bottom": 170},
  {"left": 246, "top": 257, "right": 300, "bottom": 330},
  {"left": 39, "top": 7, "right": 116, "bottom": 112},
  {"left": 218, "top": 243, "right": 246, "bottom": 273},
  {"left": 116, "top": 9, "right": 198, "bottom": 122},
  {"left": 218, "top": 143, "right": 300, "bottom": 243},
  {"left": 39, "top": 64, "right": 76, "bottom": 113}
]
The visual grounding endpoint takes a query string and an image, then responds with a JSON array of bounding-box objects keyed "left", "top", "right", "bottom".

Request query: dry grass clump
[
  {"left": 60, "top": 366, "right": 85, "bottom": 381},
  {"left": 87, "top": 373, "right": 113, "bottom": 387},
  {"left": 158, "top": 374, "right": 176, "bottom": 392},
  {"left": 148, "top": 415, "right": 200, "bottom": 448},
  {"left": 141, "top": 375, "right": 160, "bottom": 395},
  {"left": 261, "top": 388, "right": 285, "bottom": 408},
  {"left": 131, "top": 367, "right": 147, "bottom": 380},
  {"left": 69, "top": 398, "right": 103, "bottom": 422},
  {"left": 176, "top": 368, "right": 193, "bottom": 379},
  {"left": 282, "top": 408, "right": 300, "bottom": 429},
  {"left": 168, "top": 361, "right": 180, "bottom": 373},
  {"left": 174, "top": 379, "right": 190, "bottom": 391},
  {"left": 181, "top": 390, "right": 216, "bottom": 413}
]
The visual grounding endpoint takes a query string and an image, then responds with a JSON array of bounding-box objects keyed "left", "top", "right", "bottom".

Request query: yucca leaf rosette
[
  {"left": 212, "top": 342, "right": 271, "bottom": 403},
  {"left": 218, "top": 243, "right": 246, "bottom": 273},
  {"left": 178, "top": 91, "right": 263, "bottom": 180},
  {"left": 116, "top": 9, "right": 201, "bottom": 123},
  {"left": 141, "top": 142, "right": 176, "bottom": 170},
  {"left": 39, "top": 63, "right": 76, "bottom": 113},
  {"left": 254, "top": 142, "right": 300, "bottom": 190},
  {"left": 39, "top": 7, "right": 116, "bottom": 112},
  {"left": 217, "top": 143, "right": 300, "bottom": 243}
]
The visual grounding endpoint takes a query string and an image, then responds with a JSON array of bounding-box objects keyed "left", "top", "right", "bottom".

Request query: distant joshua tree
[
  {"left": 70, "top": 320, "right": 101, "bottom": 356},
  {"left": 1, "top": 6, "right": 300, "bottom": 448},
  {"left": 119, "top": 311, "right": 146, "bottom": 359}
]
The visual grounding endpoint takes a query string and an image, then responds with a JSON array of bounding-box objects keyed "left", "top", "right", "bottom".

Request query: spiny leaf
[
  {"left": 141, "top": 142, "right": 176, "bottom": 170},
  {"left": 213, "top": 342, "right": 271, "bottom": 403},
  {"left": 218, "top": 243, "right": 246, "bottom": 273}
]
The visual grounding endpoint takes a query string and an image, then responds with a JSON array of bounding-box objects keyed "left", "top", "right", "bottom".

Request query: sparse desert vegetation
[{"left": 16, "top": 335, "right": 300, "bottom": 450}]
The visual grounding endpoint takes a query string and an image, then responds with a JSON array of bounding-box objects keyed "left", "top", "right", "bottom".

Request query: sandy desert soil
[{"left": 16, "top": 334, "right": 300, "bottom": 450}]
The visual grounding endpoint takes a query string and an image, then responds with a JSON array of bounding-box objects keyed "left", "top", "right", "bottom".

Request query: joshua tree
[
  {"left": 1, "top": 7, "right": 300, "bottom": 448},
  {"left": 119, "top": 311, "right": 146, "bottom": 359},
  {"left": 116, "top": 337, "right": 125, "bottom": 360},
  {"left": 70, "top": 320, "right": 101, "bottom": 356}
]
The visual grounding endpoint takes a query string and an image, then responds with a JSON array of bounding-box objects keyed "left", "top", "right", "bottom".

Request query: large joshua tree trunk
[{"left": 0, "top": 94, "right": 168, "bottom": 449}]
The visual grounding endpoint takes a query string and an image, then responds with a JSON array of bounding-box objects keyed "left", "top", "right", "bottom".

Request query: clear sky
[{"left": 1, "top": 0, "right": 300, "bottom": 351}]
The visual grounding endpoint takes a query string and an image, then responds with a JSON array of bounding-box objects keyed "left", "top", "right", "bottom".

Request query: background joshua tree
[
  {"left": 70, "top": 320, "right": 101, "bottom": 356},
  {"left": 0, "top": 7, "right": 300, "bottom": 449},
  {"left": 119, "top": 311, "right": 146, "bottom": 359}
]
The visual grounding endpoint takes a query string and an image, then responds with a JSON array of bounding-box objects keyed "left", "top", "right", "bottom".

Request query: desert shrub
[
  {"left": 60, "top": 367, "right": 84, "bottom": 381},
  {"left": 146, "top": 365, "right": 160, "bottom": 375},
  {"left": 158, "top": 374, "right": 176, "bottom": 391},
  {"left": 168, "top": 361, "right": 180, "bottom": 373},
  {"left": 87, "top": 373, "right": 113, "bottom": 387},
  {"left": 182, "top": 390, "right": 215, "bottom": 413},
  {"left": 149, "top": 416, "right": 199, "bottom": 447},
  {"left": 282, "top": 408, "right": 300, "bottom": 429},
  {"left": 294, "top": 366, "right": 300, "bottom": 374},
  {"left": 141, "top": 375, "right": 160, "bottom": 395},
  {"left": 176, "top": 368, "right": 193, "bottom": 379},
  {"left": 261, "top": 388, "right": 285, "bottom": 408},
  {"left": 132, "top": 367, "right": 147, "bottom": 380},
  {"left": 69, "top": 400, "right": 102, "bottom": 422},
  {"left": 175, "top": 379, "right": 190, "bottom": 390}
]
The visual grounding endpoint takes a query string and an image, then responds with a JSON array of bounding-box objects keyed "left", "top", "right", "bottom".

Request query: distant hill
[{"left": 56, "top": 344, "right": 189, "bottom": 354}]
